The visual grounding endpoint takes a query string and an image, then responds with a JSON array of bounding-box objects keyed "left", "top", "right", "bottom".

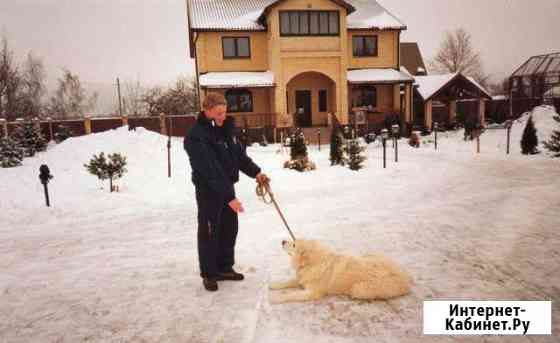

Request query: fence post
[
  {"left": 84, "top": 116, "right": 92, "bottom": 134},
  {"left": 122, "top": 114, "right": 128, "bottom": 127},
  {"left": 159, "top": 113, "right": 167, "bottom": 136},
  {"left": 47, "top": 117, "right": 54, "bottom": 141},
  {"left": 32, "top": 117, "right": 41, "bottom": 133},
  {"left": 0, "top": 118, "right": 7, "bottom": 138}
]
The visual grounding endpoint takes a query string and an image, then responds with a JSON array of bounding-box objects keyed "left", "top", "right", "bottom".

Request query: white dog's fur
[{"left": 269, "top": 239, "right": 411, "bottom": 304}]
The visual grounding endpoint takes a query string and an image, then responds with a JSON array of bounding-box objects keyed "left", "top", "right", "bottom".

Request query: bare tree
[
  {"left": 48, "top": 69, "right": 98, "bottom": 119},
  {"left": 142, "top": 77, "right": 198, "bottom": 116},
  {"left": 123, "top": 79, "right": 147, "bottom": 116},
  {"left": 0, "top": 34, "right": 21, "bottom": 120},
  {"left": 430, "top": 28, "right": 490, "bottom": 87},
  {"left": 142, "top": 86, "right": 164, "bottom": 116},
  {"left": 19, "top": 52, "right": 46, "bottom": 118}
]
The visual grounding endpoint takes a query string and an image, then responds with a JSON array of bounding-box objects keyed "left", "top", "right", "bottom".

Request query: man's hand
[
  {"left": 228, "top": 198, "right": 245, "bottom": 213},
  {"left": 256, "top": 173, "right": 270, "bottom": 185}
]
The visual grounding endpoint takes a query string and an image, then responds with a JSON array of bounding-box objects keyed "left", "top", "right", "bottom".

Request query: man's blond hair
[{"left": 202, "top": 92, "right": 227, "bottom": 111}]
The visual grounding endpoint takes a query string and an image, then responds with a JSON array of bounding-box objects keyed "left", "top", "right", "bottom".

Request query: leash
[{"left": 256, "top": 178, "right": 297, "bottom": 241}]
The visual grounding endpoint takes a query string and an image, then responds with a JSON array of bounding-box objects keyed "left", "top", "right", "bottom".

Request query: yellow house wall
[
  {"left": 347, "top": 30, "right": 399, "bottom": 69},
  {"left": 195, "top": 32, "right": 269, "bottom": 73}
]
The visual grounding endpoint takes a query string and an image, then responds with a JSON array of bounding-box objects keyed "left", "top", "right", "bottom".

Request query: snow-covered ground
[{"left": 1, "top": 107, "right": 559, "bottom": 342}]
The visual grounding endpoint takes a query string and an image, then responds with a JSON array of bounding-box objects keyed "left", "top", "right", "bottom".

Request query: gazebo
[{"left": 413, "top": 73, "right": 492, "bottom": 131}]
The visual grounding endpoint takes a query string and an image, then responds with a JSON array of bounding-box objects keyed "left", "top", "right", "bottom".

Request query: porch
[{"left": 347, "top": 68, "right": 415, "bottom": 135}]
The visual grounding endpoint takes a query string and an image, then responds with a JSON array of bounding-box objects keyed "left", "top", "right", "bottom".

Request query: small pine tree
[
  {"left": 343, "top": 138, "right": 366, "bottom": 171},
  {"left": 84, "top": 152, "right": 128, "bottom": 192},
  {"left": 284, "top": 129, "right": 315, "bottom": 172},
  {"left": 11, "top": 121, "right": 47, "bottom": 157},
  {"left": 329, "top": 127, "right": 344, "bottom": 166},
  {"left": 543, "top": 112, "right": 560, "bottom": 157},
  {"left": 54, "top": 125, "right": 73, "bottom": 143},
  {"left": 290, "top": 129, "right": 308, "bottom": 160},
  {"left": 521, "top": 116, "right": 539, "bottom": 155},
  {"left": 0, "top": 137, "right": 24, "bottom": 168}
]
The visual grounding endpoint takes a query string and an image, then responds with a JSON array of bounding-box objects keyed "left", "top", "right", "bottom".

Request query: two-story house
[{"left": 186, "top": 0, "right": 414, "bottom": 132}]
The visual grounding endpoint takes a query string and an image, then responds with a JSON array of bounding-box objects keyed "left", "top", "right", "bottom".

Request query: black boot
[
  {"left": 216, "top": 269, "right": 244, "bottom": 281},
  {"left": 203, "top": 277, "right": 218, "bottom": 291}
]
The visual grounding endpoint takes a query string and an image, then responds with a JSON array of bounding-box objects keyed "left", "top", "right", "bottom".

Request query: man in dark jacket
[{"left": 184, "top": 93, "right": 268, "bottom": 292}]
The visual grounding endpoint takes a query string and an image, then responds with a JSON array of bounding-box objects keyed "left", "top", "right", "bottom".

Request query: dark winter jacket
[{"left": 184, "top": 112, "right": 261, "bottom": 204}]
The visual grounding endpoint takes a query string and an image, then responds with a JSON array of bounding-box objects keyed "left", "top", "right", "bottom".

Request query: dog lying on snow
[{"left": 269, "top": 239, "right": 411, "bottom": 304}]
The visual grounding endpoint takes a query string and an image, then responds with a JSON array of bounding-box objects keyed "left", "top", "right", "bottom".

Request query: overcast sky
[{"left": 1, "top": 0, "right": 559, "bottom": 89}]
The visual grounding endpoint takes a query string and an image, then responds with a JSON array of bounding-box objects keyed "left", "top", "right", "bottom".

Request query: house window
[
  {"left": 222, "top": 37, "right": 250, "bottom": 59},
  {"left": 319, "top": 90, "right": 327, "bottom": 112},
  {"left": 353, "top": 36, "right": 378, "bottom": 57},
  {"left": 356, "top": 87, "right": 377, "bottom": 108},
  {"left": 225, "top": 89, "right": 253, "bottom": 113},
  {"left": 279, "top": 11, "right": 339, "bottom": 36}
]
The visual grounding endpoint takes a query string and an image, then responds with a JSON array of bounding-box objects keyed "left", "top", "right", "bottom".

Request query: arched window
[{"left": 225, "top": 89, "right": 253, "bottom": 113}]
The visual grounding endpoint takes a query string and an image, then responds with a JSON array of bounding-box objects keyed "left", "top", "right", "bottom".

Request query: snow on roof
[
  {"left": 414, "top": 73, "right": 492, "bottom": 100},
  {"left": 345, "top": 0, "right": 406, "bottom": 30},
  {"left": 188, "top": 0, "right": 271, "bottom": 31},
  {"left": 187, "top": 0, "right": 405, "bottom": 31},
  {"left": 492, "top": 95, "right": 508, "bottom": 101},
  {"left": 466, "top": 76, "right": 492, "bottom": 99},
  {"left": 347, "top": 68, "right": 414, "bottom": 84},
  {"left": 199, "top": 71, "right": 275, "bottom": 88},
  {"left": 413, "top": 73, "right": 458, "bottom": 100}
]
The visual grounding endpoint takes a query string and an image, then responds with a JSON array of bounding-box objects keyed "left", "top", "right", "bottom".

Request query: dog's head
[{"left": 281, "top": 239, "right": 328, "bottom": 270}]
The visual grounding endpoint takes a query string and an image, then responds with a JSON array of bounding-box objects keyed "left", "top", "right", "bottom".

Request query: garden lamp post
[
  {"left": 167, "top": 116, "right": 173, "bottom": 178},
  {"left": 381, "top": 128, "right": 389, "bottom": 169},
  {"left": 505, "top": 120, "right": 513, "bottom": 155},
  {"left": 39, "top": 164, "right": 53, "bottom": 207},
  {"left": 434, "top": 122, "right": 439, "bottom": 150},
  {"left": 392, "top": 124, "right": 400, "bottom": 162},
  {"left": 476, "top": 126, "right": 481, "bottom": 154},
  {"left": 317, "top": 128, "right": 321, "bottom": 151}
]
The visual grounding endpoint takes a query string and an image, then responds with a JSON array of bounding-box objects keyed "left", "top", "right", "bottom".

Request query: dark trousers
[{"left": 195, "top": 187, "right": 239, "bottom": 278}]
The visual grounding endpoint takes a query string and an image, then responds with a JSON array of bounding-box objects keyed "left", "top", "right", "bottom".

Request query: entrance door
[{"left": 295, "top": 90, "right": 312, "bottom": 127}]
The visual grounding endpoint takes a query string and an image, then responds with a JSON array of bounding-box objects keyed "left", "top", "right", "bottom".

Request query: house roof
[
  {"left": 347, "top": 67, "right": 414, "bottom": 84},
  {"left": 199, "top": 71, "right": 275, "bottom": 88},
  {"left": 187, "top": 0, "right": 406, "bottom": 31},
  {"left": 511, "top": 52, "right": 560, "bottom": 77},
  {"left": 400, "top": 42, "right": 427, "bottom": 76},
  {"left": 414, "top": 73, "right": 492, "bottom": 101}
]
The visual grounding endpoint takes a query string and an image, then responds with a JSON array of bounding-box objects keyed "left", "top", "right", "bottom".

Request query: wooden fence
[
  {"left": 0, "top": 112, "right": 281, "bottom": 143},
  {"left": 0, "top": 114, "right": 197, "bottom": 141}
]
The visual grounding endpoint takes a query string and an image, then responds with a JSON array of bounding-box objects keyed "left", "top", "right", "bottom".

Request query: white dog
[{"left": 269, "top": 239, "right": 411, "bottom": 304}]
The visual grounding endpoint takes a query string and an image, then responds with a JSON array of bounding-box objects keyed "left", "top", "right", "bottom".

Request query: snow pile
[{"left": 512, "top": 105, "right": 558, "bottom": 145}]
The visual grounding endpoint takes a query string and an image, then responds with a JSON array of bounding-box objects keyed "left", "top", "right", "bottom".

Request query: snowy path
[{"left": 1, "top": 122, "right": 559, "bottom": 342}]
